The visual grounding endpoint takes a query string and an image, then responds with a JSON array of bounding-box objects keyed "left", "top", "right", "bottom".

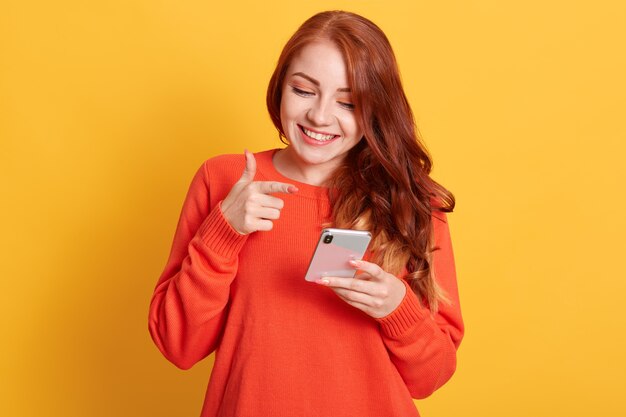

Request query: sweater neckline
[{"left": 255, "top": 149, "right": 330, "bottom": 200}]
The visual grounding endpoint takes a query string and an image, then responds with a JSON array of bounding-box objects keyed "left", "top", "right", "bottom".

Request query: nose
[{"left": 307, "top": 98, "right": 333, "bottom": 126}]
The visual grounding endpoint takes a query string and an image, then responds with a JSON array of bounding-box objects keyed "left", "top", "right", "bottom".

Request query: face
[{"left": 279, "top": 40, "right": 363, "bottom": 176}]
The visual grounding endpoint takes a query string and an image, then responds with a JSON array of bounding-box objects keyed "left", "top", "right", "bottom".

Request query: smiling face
[{"left": 277, "top": 40, "right": 363, "bottom": 184}]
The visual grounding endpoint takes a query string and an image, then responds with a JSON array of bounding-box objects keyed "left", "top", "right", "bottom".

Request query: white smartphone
[{"left": 304, "top": 228, "right": 372, "bottom": 282}]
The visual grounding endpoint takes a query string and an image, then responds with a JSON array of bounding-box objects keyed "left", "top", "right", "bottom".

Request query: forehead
[{"left": 287, "top": 40, "right": 349, "bottom": 87}]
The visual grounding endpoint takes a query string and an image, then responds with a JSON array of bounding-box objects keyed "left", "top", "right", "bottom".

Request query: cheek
[
  {"left": 280, "top": 94, "right": 298, "bottom": 122},
  {"left": 341, "top": 114, "right": 362, "bottom": 139}
]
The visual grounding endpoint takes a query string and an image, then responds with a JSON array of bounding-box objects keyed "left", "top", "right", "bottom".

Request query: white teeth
[{"left": 302, "top": 127, "right": 336, "bottom": 141}]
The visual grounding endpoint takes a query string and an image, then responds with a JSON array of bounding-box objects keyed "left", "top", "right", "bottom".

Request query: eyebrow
[{"left": 291, "top": 72, "right": 351, "bottom": 92}]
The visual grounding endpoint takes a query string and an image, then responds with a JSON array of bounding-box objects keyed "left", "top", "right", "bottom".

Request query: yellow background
[{"left": 2, "top": 0, "right": 625, "bottom": 416}]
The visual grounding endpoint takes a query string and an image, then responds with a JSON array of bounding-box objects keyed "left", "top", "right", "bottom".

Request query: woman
[{"left": 149, "top": 10, "right": 463, "bottom": 417}]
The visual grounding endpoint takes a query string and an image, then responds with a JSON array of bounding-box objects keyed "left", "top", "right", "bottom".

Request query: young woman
[{"left": 149, "top": 10, "right": 463, "bottom": 417}]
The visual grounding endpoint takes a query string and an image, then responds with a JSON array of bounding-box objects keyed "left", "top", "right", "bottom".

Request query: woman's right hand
[{"left": 220, "top": 150, "right": 298, "bottom": 235}]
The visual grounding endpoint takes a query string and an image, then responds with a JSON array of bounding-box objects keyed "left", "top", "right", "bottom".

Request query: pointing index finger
[{"left": 256, "top": 181, "right": 299, "bottom": 195}]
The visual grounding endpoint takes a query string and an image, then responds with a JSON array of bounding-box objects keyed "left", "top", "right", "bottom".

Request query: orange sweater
[{"left": 148, "top": 149, "right": 464, "bottom": 417}]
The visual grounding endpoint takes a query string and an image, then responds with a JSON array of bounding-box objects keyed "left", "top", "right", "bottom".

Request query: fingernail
[
  {"left": 288, "top": 186, "right": 299, "bottom": 193},
  {"left": 315, "top": 279, "right": 330, "bottom": 285},
  {"left": 349, "top": 259, "right": 360, "bottom": 266}
]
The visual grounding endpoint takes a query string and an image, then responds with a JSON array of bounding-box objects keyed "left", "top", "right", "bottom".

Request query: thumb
[{"left": 239, "top": 149, "right": 257, "bottom": 183}]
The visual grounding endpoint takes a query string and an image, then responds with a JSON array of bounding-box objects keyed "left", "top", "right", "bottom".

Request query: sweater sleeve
[
  {"left": 148, "top": 161, "right": 248, "bottom": 370},
  {"left": 376, "top": 212, "right": 464, "bottom": 399}
]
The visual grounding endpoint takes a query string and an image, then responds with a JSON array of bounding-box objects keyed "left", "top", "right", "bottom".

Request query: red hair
[{"left": 267, "top": 11, "right": 455, "bottom": 312}]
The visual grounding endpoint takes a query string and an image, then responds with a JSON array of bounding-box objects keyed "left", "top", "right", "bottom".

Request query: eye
[
  {"left": 338, "top": 101, "right": 355, "bottom": 111},
  {"left": 291, "top": 86, "right": 314, "bottom": 97}
]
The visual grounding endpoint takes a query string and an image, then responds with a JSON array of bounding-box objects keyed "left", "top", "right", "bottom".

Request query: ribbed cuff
[
  {"left": 377, "top": 279, "right": 428, "bottom": 338},
  {"left": 196, "top": 202, "right": 248, "bottom": 259}
]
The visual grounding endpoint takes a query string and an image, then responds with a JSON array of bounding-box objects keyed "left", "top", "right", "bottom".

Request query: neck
[{"left": 273, "top": 148, "right": 338, "bottom": 186}]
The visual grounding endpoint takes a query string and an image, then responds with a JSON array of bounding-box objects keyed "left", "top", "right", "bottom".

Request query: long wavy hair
[{"left": 267, "top": 11, "right": 455, "bottom": 312}]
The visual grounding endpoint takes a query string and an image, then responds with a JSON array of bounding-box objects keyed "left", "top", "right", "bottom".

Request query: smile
[{"left": 299, "top": 125, "right": 338, "bottom": 142}]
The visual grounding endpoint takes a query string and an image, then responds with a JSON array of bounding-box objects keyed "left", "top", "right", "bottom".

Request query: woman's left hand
[{"left": 316, "top": 259, "right": 407, "bottom": 319}]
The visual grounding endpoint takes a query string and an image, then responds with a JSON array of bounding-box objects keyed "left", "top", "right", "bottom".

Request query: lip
[{"left": 297, "top": 124, "right": 340, "bottom": 146}]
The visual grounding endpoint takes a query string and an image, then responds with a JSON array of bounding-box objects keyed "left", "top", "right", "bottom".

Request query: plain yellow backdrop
[{"left": 1, "top": 0, "right": 625, "bottom": 416}]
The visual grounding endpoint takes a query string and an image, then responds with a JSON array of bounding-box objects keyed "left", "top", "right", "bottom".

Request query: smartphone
[{"left": 304, "top": 228, "right": 372, "bottom": 282}]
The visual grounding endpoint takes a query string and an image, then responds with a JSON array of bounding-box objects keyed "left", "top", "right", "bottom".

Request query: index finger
[
  {"left": 256, "top": 181, "right": 299, "bottom": 195},
  {"left": 316, "top": 276, "right": 373, "bottom": 294}
]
